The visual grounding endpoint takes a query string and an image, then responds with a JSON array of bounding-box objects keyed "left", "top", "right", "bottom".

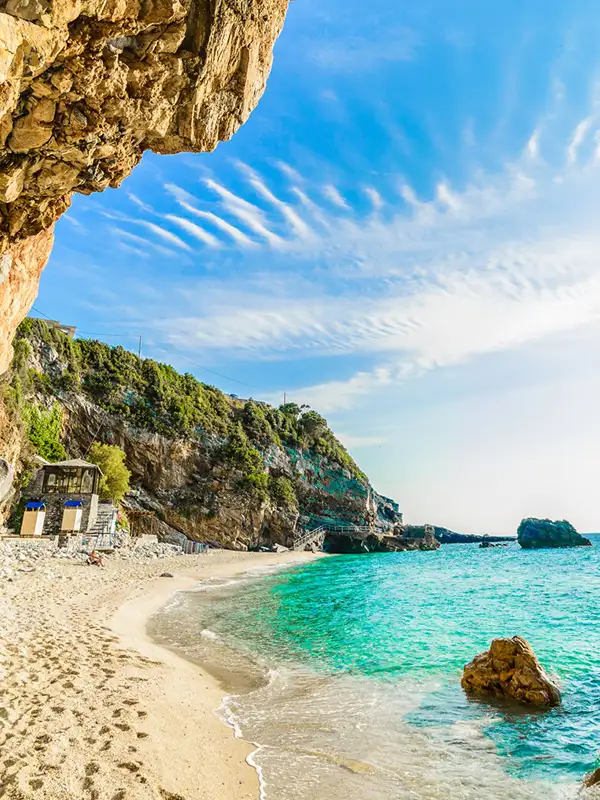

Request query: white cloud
[
  {"left": 165, "top": 183, "right": 257, "bottom": 247},
  {"left": 127, "top": 192, "right": 155, "bottom": 214},
  {"left": 204, "top": 178, "right": 283, "bottom": 245},
  {"left": 322, "top": 184, "right": 350, "bottom": 209},
  {"left": 236, "top": 161, "right": 313, "bottom": 240},
  {"left": 62, "top": 214, "right": 85, "bottom": 230},
  {"left": 277, "top": 368, "right": 393, "bottom": 413},
  {"left": 134, "top": 220, "right": 192, "bottom": 252},
  {"left": 165, "top": 214, "right": 221, "bottom": 248},
  {"left": 525, "top": 128, "right": 541, "bottom": 160},
  {"left": 435, "top": 182, "right": 461, "bottom": 212},
  {"left": 275, "top": 161, "right": 304, "bottom": 183},
  {"left": 119, "top": 118, "right": 600, "bottom": 413},
  {"left": 567, "top": 117, "right": 593, "bottom": 164},
  {"left": 111, "top": 227, "right": 178, "bottom": 259},
  {"left": 363, "top": 186, "right": 384, "bottom": 212},
  {"left": 118, "top": 242, "right": 150, "bottom": 259}
]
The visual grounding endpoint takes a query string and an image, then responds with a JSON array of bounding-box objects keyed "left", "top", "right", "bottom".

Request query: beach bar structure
[{"left": 20, "top": 459, "right": 102, "bottom": 538}]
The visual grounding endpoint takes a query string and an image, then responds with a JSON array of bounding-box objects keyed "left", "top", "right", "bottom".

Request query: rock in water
[
  {"left": 584, "top": 768, "right": 600, "bottom": 788},
  {"left": 461, "top": 637, "right": 561, "bottom": 707},
  {"left": 517, "top": 518, "right": 592, "bottom": 549},
  {"left": 419, "top": 524, "right": 440, "bottom": 551}
]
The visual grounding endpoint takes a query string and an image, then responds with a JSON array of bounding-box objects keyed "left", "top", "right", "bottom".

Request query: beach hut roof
[{"left": 43, "top": 458, "right": 103, "bottom": 474}]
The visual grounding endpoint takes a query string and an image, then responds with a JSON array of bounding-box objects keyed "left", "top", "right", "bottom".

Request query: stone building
[{"left": 22, "top": 459, "right": 102, "bottom": 537}]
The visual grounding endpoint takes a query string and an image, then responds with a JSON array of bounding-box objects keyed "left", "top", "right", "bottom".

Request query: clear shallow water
[{"left": 150, "top": 541, "right": 600, "bottom": 799}]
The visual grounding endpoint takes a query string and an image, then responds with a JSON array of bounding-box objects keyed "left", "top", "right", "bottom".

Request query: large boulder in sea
[
  {"left": 517, "top": 518, "right": 592, "bottom": 549},
  {"left": 461, "top": 637, "right": 561, "bottom": 707}
]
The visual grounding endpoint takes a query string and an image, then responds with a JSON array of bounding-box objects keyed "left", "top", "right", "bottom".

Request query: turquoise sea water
[{"left": 151, "top": 540, "right": 600, "bottom": 799}]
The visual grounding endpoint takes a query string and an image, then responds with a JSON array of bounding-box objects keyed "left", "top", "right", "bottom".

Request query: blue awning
[
  {"left": 64, "top": 500, "right": 83, "bottom": 508},
  {"left": 25, "top": 501, "right": 46, "bottom": 510}
]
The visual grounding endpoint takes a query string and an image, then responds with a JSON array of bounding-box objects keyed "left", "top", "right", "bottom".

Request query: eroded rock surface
[
  {"left": 0, "top": 0, "right": 289, "bottom": 370},
  {"left": 0, "top": 226, "right": 53, "bottom": 371},
  {"left": 461, "top": 636, "right": 561, "bottom": 707},
  {"left": 517, "top": 517, "right": 592, "bottom": 549}
]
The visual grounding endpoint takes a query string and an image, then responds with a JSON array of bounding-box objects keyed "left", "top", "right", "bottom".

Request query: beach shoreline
[{"left": 0, "top": 549, "right": 320, "bottom": 800}]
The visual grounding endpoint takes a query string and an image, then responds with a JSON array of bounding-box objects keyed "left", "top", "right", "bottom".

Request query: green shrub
[
  {"left": 87, "top": 442, "right": 131, "bottom": 503},
  {"left": 221, "top": 423, "right": 269, "bottom": 502},
  {"left": 269, "top": 475, "right": 298, "bottom": 512}
]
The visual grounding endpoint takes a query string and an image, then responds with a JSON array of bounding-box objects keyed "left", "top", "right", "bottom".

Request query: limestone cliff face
[
  {"left": 60, "top": 392, "right": 402, "bottom": 550},
  {"left": 0, "top": 227, "right": 53, "bottom": 371},
  {"left": 0, "top": 0, "right": 289, "bottom": 370}
]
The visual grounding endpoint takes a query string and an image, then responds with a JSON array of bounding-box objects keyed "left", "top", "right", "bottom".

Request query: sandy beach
[{"left": 0, "top": 550, "right": 319, "bottom": 800}]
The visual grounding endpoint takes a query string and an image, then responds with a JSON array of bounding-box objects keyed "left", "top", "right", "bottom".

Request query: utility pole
[
  {"left": 283, "top": 392, "right": 287, "bottom": 405},
  {"left": 138, "top": 335, "right": 142, "bottom": 358}
]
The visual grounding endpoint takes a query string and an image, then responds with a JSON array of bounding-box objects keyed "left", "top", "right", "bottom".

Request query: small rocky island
[
  {"left": 462, "top": 637, "right": 561, "bottom": 707},
  {"left": 517, "top": 518, "right": 592, "bottom": 549}
]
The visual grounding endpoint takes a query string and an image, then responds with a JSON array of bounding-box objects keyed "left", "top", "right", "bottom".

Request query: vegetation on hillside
[
  {"left": 3, "top": 334, "right": 67, "bottom": 462},
  {"left": 21, "top": 403, "right": 67, "bottom": 462},
  {"left": 8, "top": 319, "right": 366, "bottom": 504},
  {"left": 87, "top": 443, "right": 131, "bottom": 503}
]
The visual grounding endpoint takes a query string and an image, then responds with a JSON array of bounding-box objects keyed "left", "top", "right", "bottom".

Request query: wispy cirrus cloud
[
  {"left": 322, "top": 184, "right": 350, "bottom": 210},
  {"left": 134, "top": 220, "right": 192, "bottom": 252},
  {"left": 567, "top": 117, "right": 593, "bottom": 164},
  {"left": 116, "top": 116, "right": 600, "bottom": 412},
  {"left": 111, "top": 228, "right": 178, "bottom": 260},
  {"left": 164, "top": 214, "right": 221, "bottom": 248},
  {"left": 204, "top": 179, "right": 284, "bottom": 246},
  {"left": 165, "top": 183, "right": 257, "bottom": 247}
]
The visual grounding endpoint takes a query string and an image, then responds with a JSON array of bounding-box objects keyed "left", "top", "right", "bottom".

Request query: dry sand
[{"left": 0, "top": 550, "right": 319, "bottom": 800}]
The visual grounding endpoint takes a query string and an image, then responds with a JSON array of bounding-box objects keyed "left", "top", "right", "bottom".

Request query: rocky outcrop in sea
[
  {"left": 461, "top": 636, "right": 561, "bottom": 707},
  {"left": 428, "top": 526, "right": 514, "bottom": 544},
  {"left": 517, "top": 518, "right": 592, "bottom": 549}
]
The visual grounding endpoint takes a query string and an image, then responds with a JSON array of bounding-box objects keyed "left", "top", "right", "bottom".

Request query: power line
[
  {"left": 77, "top": 331, "right": 140, "bottom": 338},
  {"left": 153, "top": 345, "right": 264, "bottom": 391},
  {"left": 30, "top": 306, "right": 54, "bottom": 320}
]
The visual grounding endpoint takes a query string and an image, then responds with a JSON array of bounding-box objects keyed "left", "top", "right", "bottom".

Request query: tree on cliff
[{"left": 87, "top": 443, "right": 131, "bottom": 503}]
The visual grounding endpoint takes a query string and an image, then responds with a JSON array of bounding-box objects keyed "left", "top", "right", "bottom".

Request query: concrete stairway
[
  {"left": 292, "top": 523, "right": 373, "bottom": 552},
  {"left": 84, "top": 504, "right": 118, "bottom": 549}
]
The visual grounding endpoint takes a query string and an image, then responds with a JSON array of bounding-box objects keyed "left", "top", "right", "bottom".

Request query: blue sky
[{"left": 37, "top": 0, "right": 600, "bottom": 533}]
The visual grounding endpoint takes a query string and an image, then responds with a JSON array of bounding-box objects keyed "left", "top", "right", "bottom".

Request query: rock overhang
[{"left": 0, "top": 0, "right": 290, "bottom": 371}]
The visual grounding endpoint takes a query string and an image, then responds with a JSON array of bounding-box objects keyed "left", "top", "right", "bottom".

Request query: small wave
[
  {"left": 188, "top": 577, "right": 244, "bottom": 592},
  {"left": 200, "top": 629, "right": 219, "bottom": 640}
]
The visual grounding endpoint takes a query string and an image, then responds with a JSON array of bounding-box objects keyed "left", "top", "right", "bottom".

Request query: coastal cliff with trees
[{"left": 0, "top": 319, "right": 403, "bottom": 550}]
